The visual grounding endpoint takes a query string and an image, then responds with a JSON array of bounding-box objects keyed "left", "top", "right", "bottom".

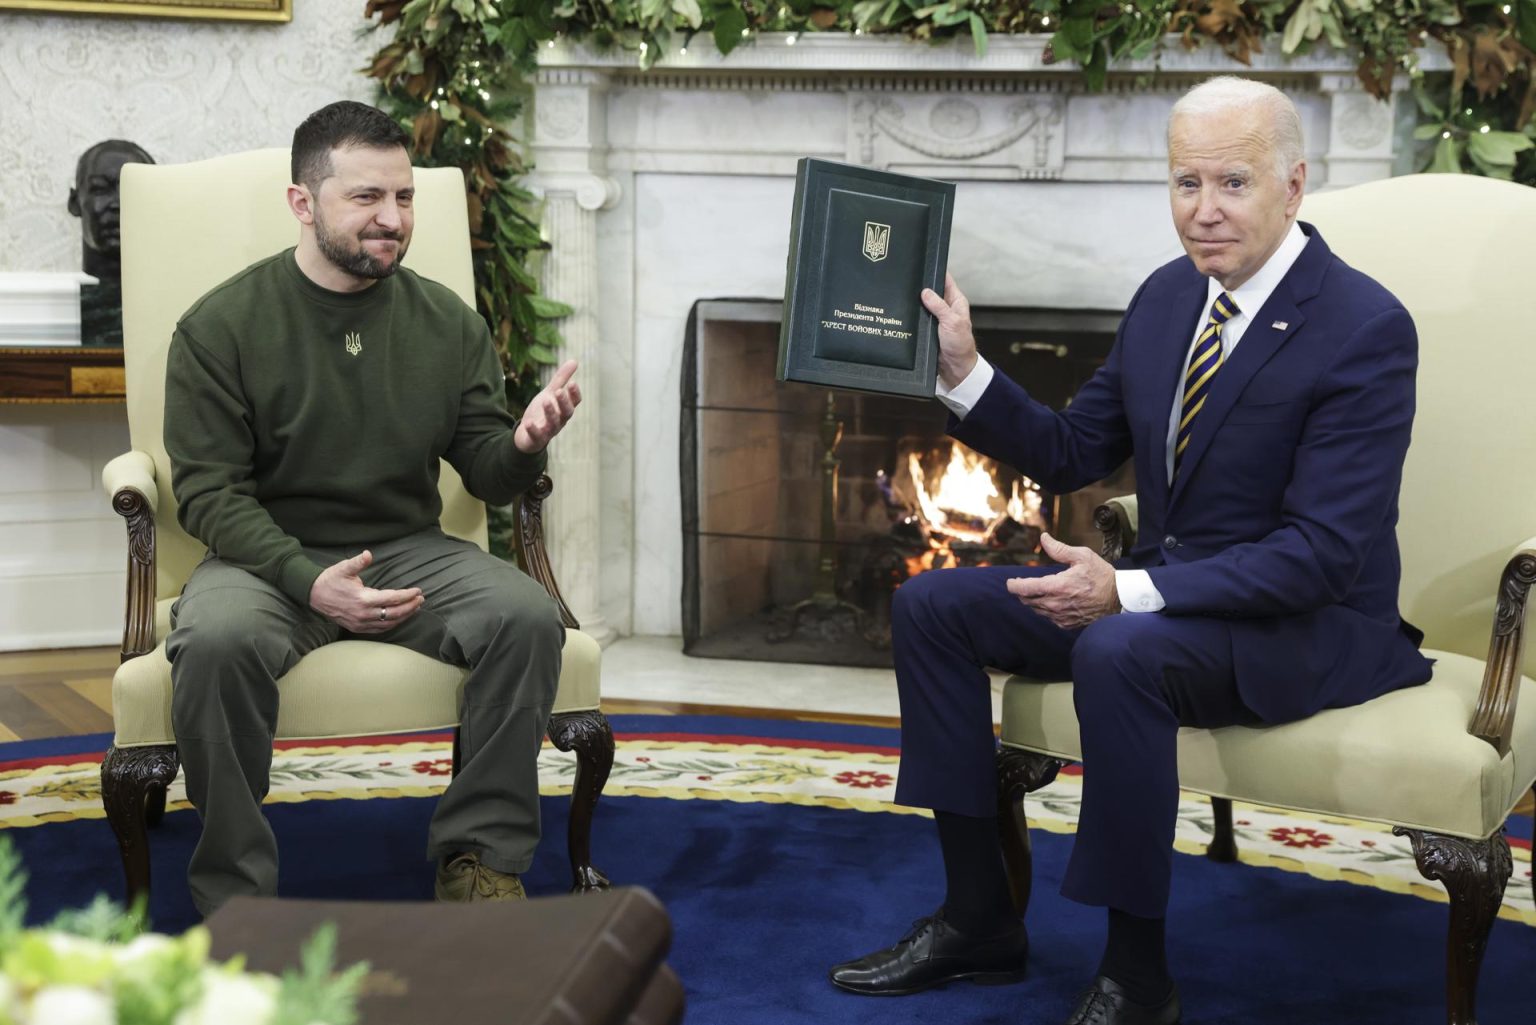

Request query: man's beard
[{"left": 314, "top": 211, "right": 408, "bottom": 280}]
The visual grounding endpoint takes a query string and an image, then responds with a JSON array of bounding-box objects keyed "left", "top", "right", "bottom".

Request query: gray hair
[{"left": 1168, "top": 77, "right": 1304, "bottom": 182}]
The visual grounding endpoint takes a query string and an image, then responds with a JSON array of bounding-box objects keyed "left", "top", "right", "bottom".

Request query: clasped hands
[
  {"left": 309, "top": 550, "right": 423, "bottom": 633},
  {"left": 1008, "top": 531, "right": 1121, "bottom": 631}
]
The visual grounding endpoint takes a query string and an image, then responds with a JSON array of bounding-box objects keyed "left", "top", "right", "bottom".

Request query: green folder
[{"left": 777, "top": 158, "right": 954, "bottom": 399}]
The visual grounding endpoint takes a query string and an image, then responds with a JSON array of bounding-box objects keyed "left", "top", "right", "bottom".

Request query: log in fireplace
[{"left": 681, "top": 299, "right": 1128, "bottom": 668}]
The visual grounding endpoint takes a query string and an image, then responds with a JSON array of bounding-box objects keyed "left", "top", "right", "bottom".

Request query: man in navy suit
[{"left": 830, "top": 77, "right": 1432, "bottom": 1025}]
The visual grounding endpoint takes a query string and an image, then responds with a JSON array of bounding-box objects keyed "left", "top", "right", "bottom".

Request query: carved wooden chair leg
[
  {"left": 143, "top": 785, "right": 168, "bottom": 828},
  {"left": 100, "top": 744, "right": 179, "bottom": 905},
  {"left": 1394, "top": 827, "right": 1512, "bottom": 1025},
  {"left": 548, "top": 710, "right": 614, "bottom": 893},
  {"left": 995, "top": 747, "right": 1063, "bottom": 917},
  {"left": 1206, "top": 796, "right": 1238, "bottom": 863}
]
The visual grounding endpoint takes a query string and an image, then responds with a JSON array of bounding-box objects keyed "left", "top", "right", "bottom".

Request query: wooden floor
[
  {"left": 0, "top": 646, "right": 903, "bottom": 741},
  {"left": 0, "top": 646, "right": 121, "bottom": 740}
]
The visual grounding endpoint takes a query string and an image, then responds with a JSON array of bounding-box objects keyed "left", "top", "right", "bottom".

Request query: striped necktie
[{"left": 1174, "top": 292, "right": 1239, "bottom": 477}]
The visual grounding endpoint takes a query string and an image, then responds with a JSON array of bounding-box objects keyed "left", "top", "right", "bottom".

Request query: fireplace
[{"left": 681, "top": 299, "right": 1129, "bottom": 667}]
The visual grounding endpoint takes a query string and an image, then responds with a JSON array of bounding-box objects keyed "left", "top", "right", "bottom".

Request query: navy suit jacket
[{"left": 951, "top": 224, "right": 1433, "bottom": 723}]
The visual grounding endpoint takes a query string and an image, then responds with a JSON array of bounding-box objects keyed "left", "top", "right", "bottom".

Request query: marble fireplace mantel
[{"left": 525, "top": 32, "right": 1443, "bottom": 640}]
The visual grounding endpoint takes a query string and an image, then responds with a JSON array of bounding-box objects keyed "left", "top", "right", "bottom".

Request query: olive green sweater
[{"left": 164, "top": 250, "right": 545, "bottom": 605}]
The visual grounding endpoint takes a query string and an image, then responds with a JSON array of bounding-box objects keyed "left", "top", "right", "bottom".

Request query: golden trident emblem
[
  {"left": 344, "top": 331, "right": 362, "bottom": 356},
  {"left": 862, "top": 221, "right": 891, "bottom": 263}
]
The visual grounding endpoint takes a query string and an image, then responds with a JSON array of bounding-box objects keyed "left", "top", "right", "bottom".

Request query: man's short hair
[
  {"left": 291, "top": 101, "right": 410, "bottom": 192},
  {"left": 1168, "top": 77, "right": 1304, "bottom": 182}
]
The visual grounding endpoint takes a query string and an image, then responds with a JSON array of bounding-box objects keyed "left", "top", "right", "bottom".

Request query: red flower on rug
[
  {"left": 0, "top": 791, "right": 15, "bottom": 805},
  {"left": 1268, "top": 826, "right": 1333, "bottom": 849},
  {"left": 412, "top": 759, "right": 454, "bottom": 776},
  {"left": 834, "top": 770, "right": 894, "bottom": 790}
]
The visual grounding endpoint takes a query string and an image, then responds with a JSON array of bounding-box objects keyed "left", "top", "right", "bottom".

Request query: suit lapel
[{"left": 1166, "top": 225, "right": 1331, "bottom": 511}]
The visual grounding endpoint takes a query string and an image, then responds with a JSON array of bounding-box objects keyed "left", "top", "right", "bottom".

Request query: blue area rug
[{"left": 2, "top": 714, "right": 1532, "bottom": 1024}]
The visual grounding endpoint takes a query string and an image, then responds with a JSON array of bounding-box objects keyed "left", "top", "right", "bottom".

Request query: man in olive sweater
[{"left": 163, "top": 101, "right": 580, "bottom": 915}]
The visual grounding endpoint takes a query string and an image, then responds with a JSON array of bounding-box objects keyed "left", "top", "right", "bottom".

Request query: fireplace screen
[{"left": 681, "top": 299, "right": 1127, "bottom": 668}]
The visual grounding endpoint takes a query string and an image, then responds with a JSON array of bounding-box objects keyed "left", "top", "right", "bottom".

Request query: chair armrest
[
  {"left": 1468, "top": 534, "right": 1536, "bottom": 757},
  {"left": 103, "top": 451, "right": 158, "bottom": 510},
  {"left": 513, "top": 473, "right": 578, "bottom": 630},
  {"left": 102, "top": 451, "right": 159, "bottom": 662},
  {"left": 1092, "top": 495, "right": 1139, "bottom": 562}
]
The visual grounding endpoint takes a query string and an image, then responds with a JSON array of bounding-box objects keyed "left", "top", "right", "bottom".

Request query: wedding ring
[{"left": 378, "top": 607, "right": 388, "bottom": 621}]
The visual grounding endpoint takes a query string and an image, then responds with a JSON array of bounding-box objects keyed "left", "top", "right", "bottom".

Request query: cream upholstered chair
[
  {"left": 996, "top": 173, "right": 1536, "bottom": 1025},
  {"left": 101, "top": 149, "right": 612, "bottom": 903}
]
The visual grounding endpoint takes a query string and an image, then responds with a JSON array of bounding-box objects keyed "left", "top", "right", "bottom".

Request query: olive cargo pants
[{"left": 166, "top": 528, "right": 563, "bottom": 916}]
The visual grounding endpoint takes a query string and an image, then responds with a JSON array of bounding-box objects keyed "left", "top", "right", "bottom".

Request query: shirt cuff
[
  {"left": 934, "top": 356, "right": 995, "bottom": 419},
  {"left": 1115, "top": 569, "right": 1166, "bottom": 614}
]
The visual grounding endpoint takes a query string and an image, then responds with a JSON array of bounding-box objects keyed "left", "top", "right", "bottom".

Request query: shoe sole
[{"left": 830, "top": 966, "right": 1028, "bottom": 997}]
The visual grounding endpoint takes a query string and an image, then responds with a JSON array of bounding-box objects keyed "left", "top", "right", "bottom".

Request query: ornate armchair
[
  {"left": 101, "top": 149, "right": 612, "bottom": 904},
  {"left": 996, "top": 173, "right": 1536, "bottom": 1025}
]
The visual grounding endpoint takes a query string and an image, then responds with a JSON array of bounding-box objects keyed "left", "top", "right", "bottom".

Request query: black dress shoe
[
  {"left": 829, "top": 912, "right": 1028, "bottom": 996},
  {"left": 1063, "top": 975, "right": 1180, "bottom": 1025}
]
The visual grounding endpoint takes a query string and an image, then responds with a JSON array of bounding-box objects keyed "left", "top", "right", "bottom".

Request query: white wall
[{"left": 0, "top": 4, "right": 382, "bottom": 650}]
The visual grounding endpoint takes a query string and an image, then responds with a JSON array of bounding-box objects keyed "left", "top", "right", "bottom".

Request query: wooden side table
[{"left": 0, "top": 347, "right": 125, "bottom": 403}]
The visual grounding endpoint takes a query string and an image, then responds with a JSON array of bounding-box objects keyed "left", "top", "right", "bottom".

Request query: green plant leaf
[
  {"left": 1428, "top": 135, "right": 1465, "bottom": 172},
  {"left": 1053, "top": 18, "right": 1096, "bottom": 61},
  {"left": 1467, "top": 129, "right": 1534, "bottom": 166},
  {"left": 527, "top": 295, "right": 575, "bottom": 318},
  {"left": 713, "top": 5, "right": 748, "bottom": 52},
  {"left": 1413, "top": 122, "right": 1449, "bottom": 140},
  {"left": 968, "top": 12, "right": 988, "bottom": 57},
  {"left": 1281, "top": 4, "right": 1319, "bottom": 53},
  {"left": 673, "top": 0, "right": 704, "bottom": 28}
]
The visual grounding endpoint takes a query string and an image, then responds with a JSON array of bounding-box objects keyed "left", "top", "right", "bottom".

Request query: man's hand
[
  {"left": 514, "top": 359, "right": 582, "bottom": 454},
  {"left": 1006, "top": 532, "right": 1121, "bottom": 630},
  {"left": 309, "top": 550, "right": 424, "bottom": 634},
  {"left": 920, "top": 273, "right": 979, "bottom": 390}
]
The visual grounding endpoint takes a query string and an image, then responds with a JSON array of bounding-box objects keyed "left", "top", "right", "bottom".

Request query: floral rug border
[{"left": 2, "top": 736, "right": 1529, "bottom": 925}]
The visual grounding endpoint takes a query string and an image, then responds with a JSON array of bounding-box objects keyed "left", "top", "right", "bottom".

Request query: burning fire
[{"left": 903, "top": 445, "right": 1042, "bottom": 573}]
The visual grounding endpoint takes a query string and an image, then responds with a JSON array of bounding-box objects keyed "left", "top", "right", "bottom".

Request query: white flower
[
  {"left": 171, "top": 968, "right": 278, "bottom": 1025},
  {"left": 26, "top": 985, "right": 114, "bottom": 1025},
  {"left": 112, "top": 932, "right": 179, "bottom": 974}
]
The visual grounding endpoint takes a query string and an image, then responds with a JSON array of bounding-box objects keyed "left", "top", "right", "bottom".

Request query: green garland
[{"left": 364, "top": 0, "right": 1536, "bottom": 384}]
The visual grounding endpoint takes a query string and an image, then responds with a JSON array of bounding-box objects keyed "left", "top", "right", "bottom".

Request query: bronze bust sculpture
[{"left": 67, "top": 140, "right": 154, "bottom": 346}]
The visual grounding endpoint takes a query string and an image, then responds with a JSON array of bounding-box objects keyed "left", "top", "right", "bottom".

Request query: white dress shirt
[{"left": 936, "top": 221, "right": 1310, "bottom": 613}]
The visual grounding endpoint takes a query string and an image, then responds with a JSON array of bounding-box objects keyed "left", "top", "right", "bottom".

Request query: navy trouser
[{"left": 891, "top": 563, "right": 1261, "bottom": 919}]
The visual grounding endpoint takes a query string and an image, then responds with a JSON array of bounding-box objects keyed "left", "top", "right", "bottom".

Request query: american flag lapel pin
[{"left": 1271, "top": 320, "right": 1289, "bottom": 330}]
